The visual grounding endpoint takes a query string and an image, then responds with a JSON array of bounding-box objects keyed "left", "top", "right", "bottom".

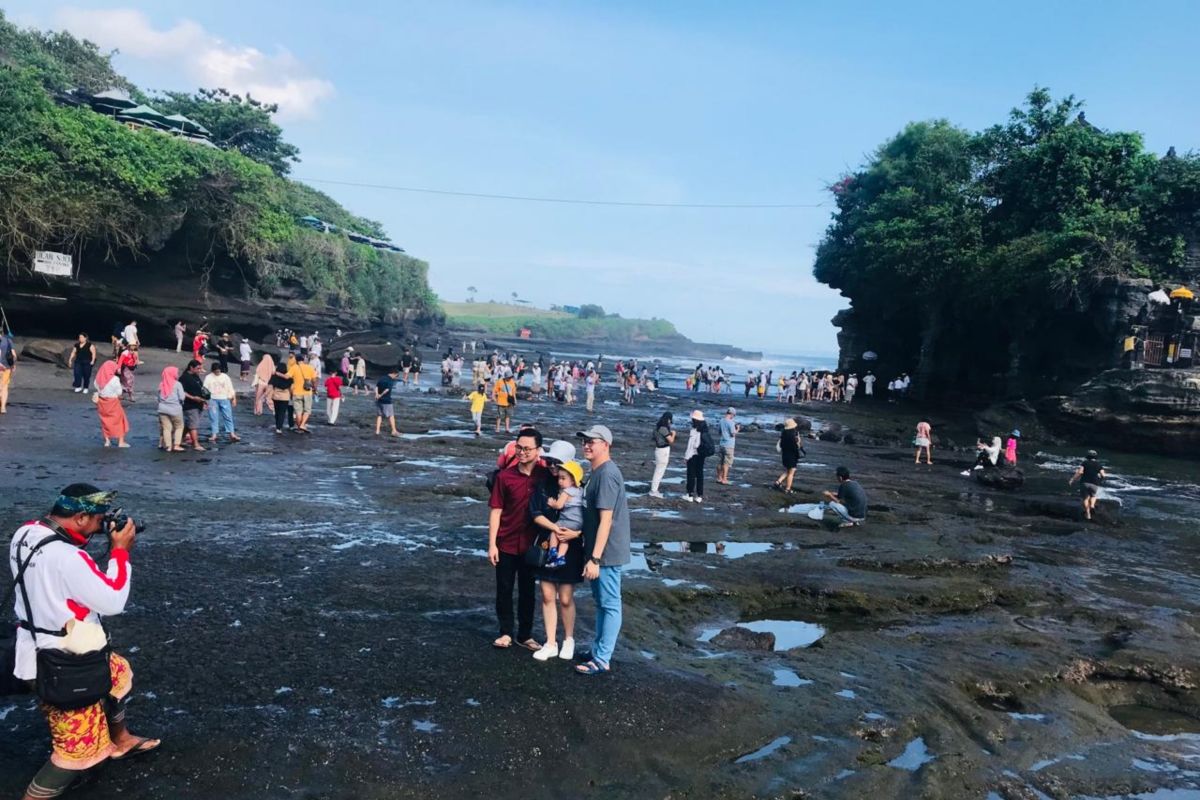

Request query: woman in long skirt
[
  {"left": 93, "top": 360, "right": 130, "bottom": 447},
  {"left": 253, "top": 353, "right": 276, "bottom": 415}
]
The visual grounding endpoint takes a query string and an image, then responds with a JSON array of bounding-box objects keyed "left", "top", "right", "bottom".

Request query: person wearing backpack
[
  {"left": 683, "top": 410, "right": 714, "bottom": 503},
  {"left": 0, "top": 329, "right": 16, "bottom": 414},
  {"left": 648, "top": 412, "right": 675, "bottom": 499}
]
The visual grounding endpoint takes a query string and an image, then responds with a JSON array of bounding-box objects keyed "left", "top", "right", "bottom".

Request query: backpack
[{"left": 697, "top": 430, "right": 715, "bottom": 459}]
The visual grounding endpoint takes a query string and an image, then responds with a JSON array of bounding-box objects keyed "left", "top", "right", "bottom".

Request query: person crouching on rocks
[
  {"left": 786, "top": 466, "right": 868, "bottom": 528},
  {"left": 961, "top": 436, "right": 1001, "bottom": 476},
  {"left": 9, "top": 484, "right": 160, "bottom": 799}
]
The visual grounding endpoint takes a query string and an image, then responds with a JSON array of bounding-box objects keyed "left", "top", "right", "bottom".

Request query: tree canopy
[{"left": 814, "top": 88, "right": 1200, "bottom": 395}]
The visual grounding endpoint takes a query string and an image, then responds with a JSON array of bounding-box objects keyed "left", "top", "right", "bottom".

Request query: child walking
[
  {"left": 466, "top": 383, "right": 488, "bottom": 436},
  {"left": 543, "top": 461, "right": 584, "bottom": 568}
]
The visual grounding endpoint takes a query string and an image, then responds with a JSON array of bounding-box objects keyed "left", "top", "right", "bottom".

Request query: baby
[{"left": 544, "top": 460, "right": 584, "bottom": 568}]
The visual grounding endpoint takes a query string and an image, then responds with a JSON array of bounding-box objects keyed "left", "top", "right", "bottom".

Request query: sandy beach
[{"left": 1, "top": 342, "right": 1198, "bottom": 799}]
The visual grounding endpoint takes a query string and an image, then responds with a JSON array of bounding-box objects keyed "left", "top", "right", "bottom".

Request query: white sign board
[{"left": 33, "top": 251, "right": 73, "bottom": 277}]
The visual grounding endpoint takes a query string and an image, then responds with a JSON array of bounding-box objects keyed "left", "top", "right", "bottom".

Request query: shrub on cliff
[{"left": 0, "top": 11, "right": 437, "bottom": 322}]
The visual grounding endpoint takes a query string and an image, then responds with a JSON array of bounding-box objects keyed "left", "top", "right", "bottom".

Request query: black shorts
[{"left": 1080, "top": 483, "right": 1100, "bottom": 498}]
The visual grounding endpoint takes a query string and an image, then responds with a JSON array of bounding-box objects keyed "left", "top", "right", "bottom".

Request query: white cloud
[{"left": 53, "top": 7, "right": 334, "bottom": 119}]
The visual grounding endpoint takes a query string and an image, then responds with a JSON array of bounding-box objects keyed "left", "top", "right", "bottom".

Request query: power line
[{"left": 298, "top": 177, "right": 827, "bottom": 209}]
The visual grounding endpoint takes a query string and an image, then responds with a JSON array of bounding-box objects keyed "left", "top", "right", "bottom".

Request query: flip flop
[
  {"left": 110, "top": 736, "right": 161, "bottom": 761},
  {"left": 575, "top": 660, "right": 610, "bottom": 676},
  {"left": 518, "top": 638, "right": 541, "bottom": 652},
  {"left": 492, "top": 635, "right": 513, "bottom": 649}
]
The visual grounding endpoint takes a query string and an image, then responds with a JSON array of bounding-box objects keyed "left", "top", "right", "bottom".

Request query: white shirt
[
  {"left": 239, "top": 342, "right": 252, "bottom": 361},
  {"left": 122, "top": 323, "right": 138, "bottom": 345},
  {"left": 311, "top": 341, "right": 323, "bottom": 357},
  {"left": 9, "top": 522, "right": 131, "bottom": 679},
  {"left": 203, "top": 372, "right": 236, "bottom": 400},
  {"left": 97, "top": 375, "right": 122, "bottom": 398}
]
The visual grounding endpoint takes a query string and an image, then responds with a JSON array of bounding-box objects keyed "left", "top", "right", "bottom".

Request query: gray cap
[
  {"left": 726, "top": 407, "right": 736, "bottom": 415},
  {"left": 576, "top": 424, "right": 613, "bottom": 445}
]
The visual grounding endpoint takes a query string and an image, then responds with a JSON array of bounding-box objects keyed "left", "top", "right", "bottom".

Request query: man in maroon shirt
[{"left": 487, "top": 427, "right": 547, "bottom": 650}]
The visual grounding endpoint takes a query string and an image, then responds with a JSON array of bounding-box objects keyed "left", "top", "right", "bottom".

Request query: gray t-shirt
[
  {"left": 719, "top": 417, "right": 737, "bottom": 448},
  {"left": 836, "top": 480, "right": 868, "bottom": 520},
  {"left": 582, "top": 460, "right": 631, "bottom": 567}
]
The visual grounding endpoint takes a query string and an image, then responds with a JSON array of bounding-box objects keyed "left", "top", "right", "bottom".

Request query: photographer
[{"left": 7, "top": 484, "right": 159, "bottom": 799}]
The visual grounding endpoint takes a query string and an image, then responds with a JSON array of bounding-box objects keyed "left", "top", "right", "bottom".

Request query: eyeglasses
[
  {"left": 514, "top": 445, "right": 539, "bottom": 453},
  {"left": 581, "top": 438, "right": 600, "bottom": 446}
]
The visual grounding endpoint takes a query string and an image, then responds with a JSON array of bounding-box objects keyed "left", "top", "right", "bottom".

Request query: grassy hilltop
[{"left": 441, "top": 301, "right": 682, "bottom": 343}]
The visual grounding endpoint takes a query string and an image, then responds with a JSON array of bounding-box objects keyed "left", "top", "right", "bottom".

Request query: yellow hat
[{"left": 560, "top": 460, "right": 584, "bottom": 486}]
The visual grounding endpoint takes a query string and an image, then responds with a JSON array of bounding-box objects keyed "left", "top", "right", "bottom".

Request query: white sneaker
[
  {"left": 695, "top": 497, "right": 704, "bottom": 504},
  {"left": 532, "top": 643, "right": 559, "bottom": 661},
  {"left": 648, "top": 491, "right": 664, "bottom": 499},
  {"left": 683, "top": 495, "right": 694, "bottom": 503},
  {"left": 558, "top": 638, "right": 575, "bottom": 660},
  {"left": 82, "top": 389, "right": 89, "bottom": 395},
  {"left": 73, "top": 387, "right": 82, "bottom": 393},
  {"left": 960, "top": 470, "right": 971, "bottom": 477}
]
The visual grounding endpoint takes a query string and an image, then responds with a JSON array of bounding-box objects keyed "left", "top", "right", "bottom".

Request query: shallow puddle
[
  {"left": 887, "top": 737, "right": 935, "bottom": 771},
  {"left": 737, "top": 619, "right": 825, "bottom": 650},
  {"left": 1110, "top": 704, "right": 1200, "bottom": 737},
  {"left": 771, "top": 668, "right": 813, "bottom": 687},
  {"left": 649, "top": 541, "right": 775, "bottom": 559},
  {"left": 734, "top": 735, "right": 791, "bottom": 764}
]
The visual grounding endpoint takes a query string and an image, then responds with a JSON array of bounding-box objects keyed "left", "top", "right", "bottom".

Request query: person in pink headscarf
[
  {"left": 156, "top": 365, "right": 186, "bottom": 451},
  {"left": 92, "top": 360, "right": 129, "bottom": 447}
]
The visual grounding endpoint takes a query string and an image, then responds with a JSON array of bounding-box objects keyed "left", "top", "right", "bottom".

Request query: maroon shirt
[{"left": 489, "top": 464, "right": 548, "bottom": 556}]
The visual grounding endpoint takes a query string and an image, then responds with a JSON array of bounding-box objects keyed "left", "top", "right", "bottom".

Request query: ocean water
[{"left": 531, "top": 349, "right": 839, "bottom": 393}]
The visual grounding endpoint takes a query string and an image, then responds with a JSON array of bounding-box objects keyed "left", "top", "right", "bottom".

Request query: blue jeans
[
  {"left": 590, "top": 565, "right": 623, "bottom": 667},
  {"left": 208, "top": 399, "right": 235, "bottom": 437}
]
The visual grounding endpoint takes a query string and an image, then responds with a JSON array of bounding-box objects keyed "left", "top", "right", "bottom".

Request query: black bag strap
[{"left": 6, "top": 522, "right": 74, "bottom": 645}]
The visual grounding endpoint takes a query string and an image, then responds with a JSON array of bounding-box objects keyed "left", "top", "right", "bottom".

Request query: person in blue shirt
[
  {"left": 715, "top": 407, "right": 741, "bottom": 485},
  {"left": 374, "top": 367, "right": 400, "bottom": 437}
]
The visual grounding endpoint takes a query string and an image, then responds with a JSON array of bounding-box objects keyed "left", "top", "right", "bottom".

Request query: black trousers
[
  {"left": 495, "top": 550, "right": 536, "bottom": 641},
  {"left": 686, "top": 454, "right": 707, "bottom": 497},
  {"left": 274, "top": 401, "right": 290, "bottom": 431}
]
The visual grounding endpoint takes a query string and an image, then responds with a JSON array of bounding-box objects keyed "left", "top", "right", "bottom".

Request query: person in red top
[
  {"left": 116, "top": 345, "right": 140, "bottom": 402},
  {"left": 487, "top": 427, "right": 546, "bottom": 650},
  {"left": 323, "top": 373, "right": 343, "bottom": 425}
]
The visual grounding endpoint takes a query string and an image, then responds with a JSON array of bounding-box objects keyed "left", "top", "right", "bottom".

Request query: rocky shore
[{"left": 1, "top": 342, "right": 1197, "bottom": 799}]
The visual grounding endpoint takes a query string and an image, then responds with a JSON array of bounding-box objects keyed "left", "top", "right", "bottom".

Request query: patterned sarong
[{"left": 45, "top": 652, "right": 132, "bottom": 770}]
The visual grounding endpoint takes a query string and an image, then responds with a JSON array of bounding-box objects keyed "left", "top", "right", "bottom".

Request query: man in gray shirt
[
  {"left": 716, "top": 407, "right": 741, "bottom": 485},
  {"left": 575, "top": 424, "right": 629, "bottom": 675}
]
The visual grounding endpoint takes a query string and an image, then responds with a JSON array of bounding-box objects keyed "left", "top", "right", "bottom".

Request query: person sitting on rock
[{"left": 961, "top": 436, "right": 1001, "bottom": 476}]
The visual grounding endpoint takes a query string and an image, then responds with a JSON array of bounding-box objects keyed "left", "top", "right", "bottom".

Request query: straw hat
[
  {"left": 690, "top": 410, "right": 705, "bottom": 421},
  {"left": 783, "top": 418, "right": 798, "bottom": 430}
]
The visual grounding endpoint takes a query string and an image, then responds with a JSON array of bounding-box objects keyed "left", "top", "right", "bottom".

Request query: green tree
[
  {"left": 578, "top": 304, "right": 606, "bottom": 319},
  {"left": 154, "top": 88, "right": 300, "bottom": 176}
]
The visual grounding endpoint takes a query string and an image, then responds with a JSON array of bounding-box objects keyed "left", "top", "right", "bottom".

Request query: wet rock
[
  {"left": 974, "top": 467, "right": 1025, "bottom": 490},
  {"left": 20, "top": 339, "right": 71, "bottom": 366},
  {"left": 1058, "top": 659, "right": 1196, "bottom": 690},
  {"left": 817, "top": 422, "right": 846, "bottom": 443},
  {"left": 711, "top": 626, "right": 775, "bottom": 651}
]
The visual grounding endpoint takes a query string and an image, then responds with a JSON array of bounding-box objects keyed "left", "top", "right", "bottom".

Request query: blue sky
[{"left": 9, "top": 1, "right": 1200, "bottom": 353}]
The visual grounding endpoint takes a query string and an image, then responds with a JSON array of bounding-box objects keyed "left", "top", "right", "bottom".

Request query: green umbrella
[
  {"left": 116, "top": 104, "right": 173, "bottom": 129},
  {"left": 164, "top": 114, "right": 211, "bottom": 136},
  {"left": 91, "top": 89, "right": 136, "bottom": 110}
]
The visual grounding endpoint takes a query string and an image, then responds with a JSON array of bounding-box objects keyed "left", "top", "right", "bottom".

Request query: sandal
[
  {"left": 492, "top": 635, "right": 513, "bottom": 649},
  {"left": 110, "top": 736, "right": 161, "bottom": 761},
  {"left": 575, "top": 660, "right": 610, "bottom": 676},
  {"left": 518, "top": 638, "right": 541, "bottom": 652}
]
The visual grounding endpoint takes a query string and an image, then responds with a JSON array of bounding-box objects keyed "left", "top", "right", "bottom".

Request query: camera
[{"left": 104, "top": 507, "right": 147, "bottom": 535}]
